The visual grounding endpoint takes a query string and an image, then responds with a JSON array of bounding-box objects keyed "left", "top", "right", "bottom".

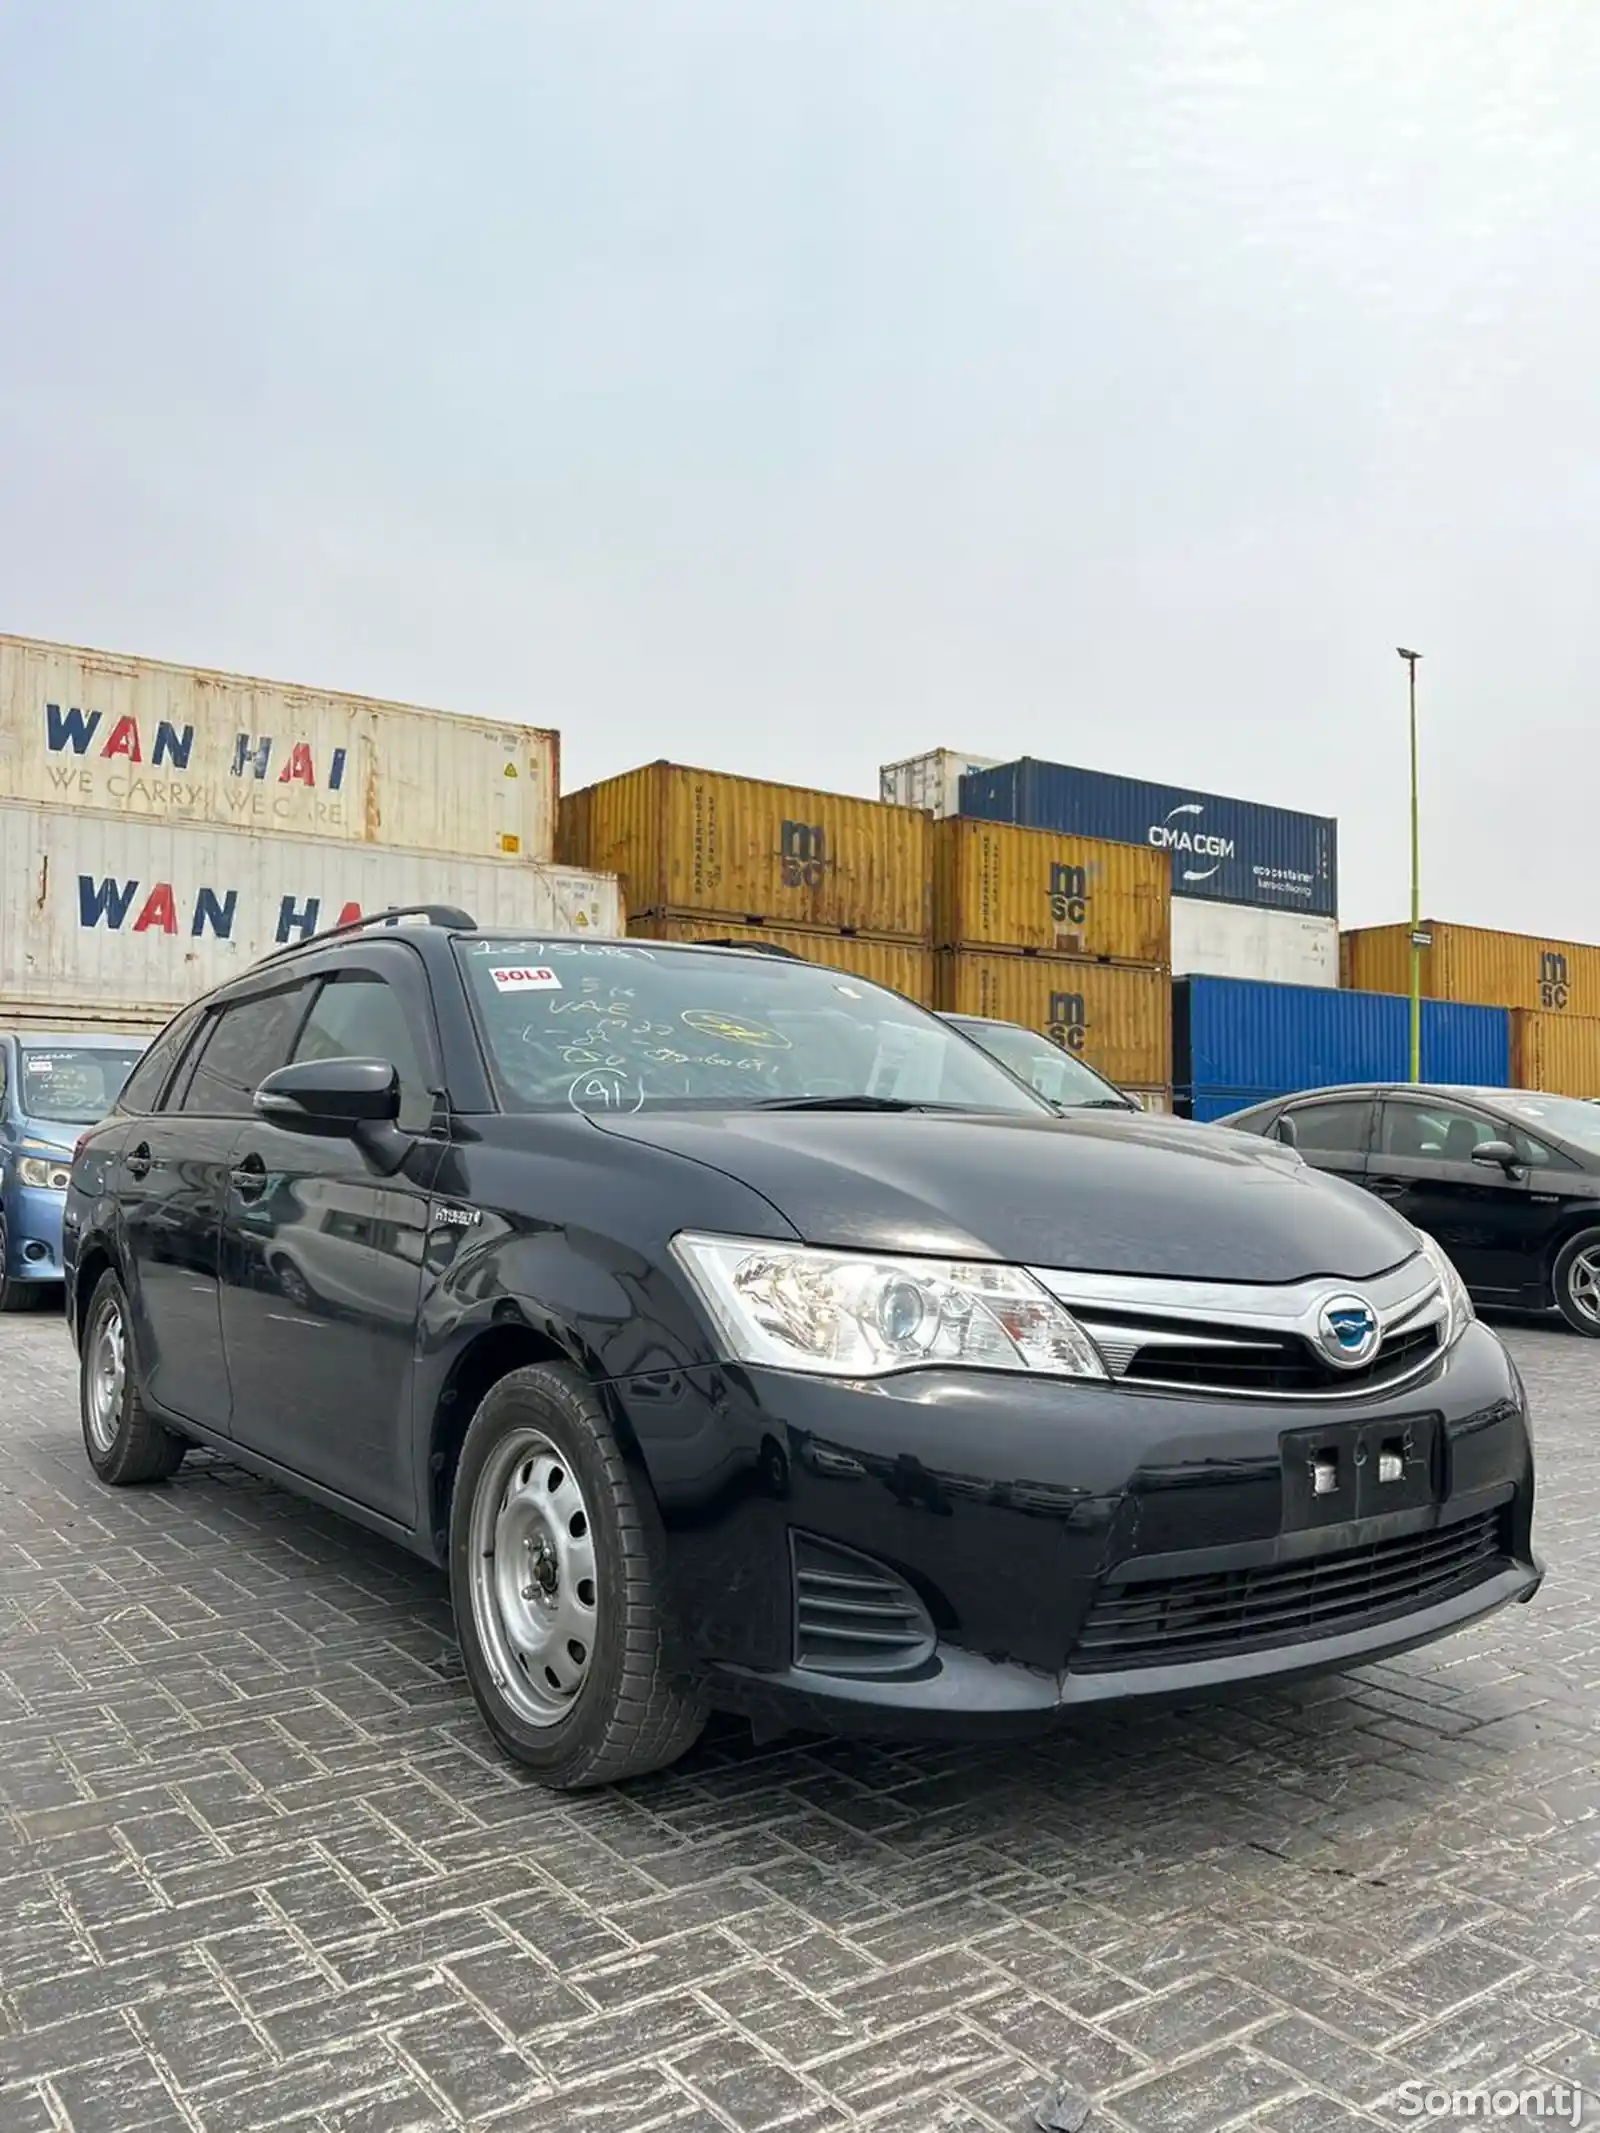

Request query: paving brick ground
[{"left": 1, "top": 1310, "right": 1596, "bottom": 2133}]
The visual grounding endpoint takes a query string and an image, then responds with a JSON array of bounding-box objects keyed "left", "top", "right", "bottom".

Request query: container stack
[
  {"left": 931, "top": 817, "right": 1173, "bottom": 1104},
  {"left": 0, "top": 634, "right": 619, "bottom": 1032},
  {"left": 1174, "top": 977, "right": 1512, "bottom": 1122},
  {"left": 1342, "top": 920, "right": 1600, "bottom": 1100},
  {"left": 957, "top": 757, "right": 1341, "bottom": 988},
  {"left": 557, "top": 761, "right": 935, "bottom": 1000}
]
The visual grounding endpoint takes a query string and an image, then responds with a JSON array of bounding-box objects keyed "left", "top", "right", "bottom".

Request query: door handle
[
  {"left": 229, "top": 1154, "right": 268, "bottom": 1202},
  {"left": 125, "top": 1143, "right": 152, "bottom": 1181},
  {"left": 1366, "top": 1179, "right": 1406, "bottom": 1201}
]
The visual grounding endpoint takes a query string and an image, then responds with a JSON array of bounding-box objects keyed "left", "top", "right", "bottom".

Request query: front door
[
  {"left": 218, "top": 955, "right": 443, "bottom": 1525},
  {"left": 1367, "top": 1096, "right": 1545, "bottom": 1298}
]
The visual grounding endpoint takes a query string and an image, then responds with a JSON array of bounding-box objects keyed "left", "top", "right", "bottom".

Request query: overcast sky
[{"left": 2, "top": 1, "right": 1595, "bottom": 931}]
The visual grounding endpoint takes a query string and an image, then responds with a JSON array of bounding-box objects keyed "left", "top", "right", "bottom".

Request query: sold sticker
[{"left": 490, "top": 966, "right": 563, "bottom": 991}]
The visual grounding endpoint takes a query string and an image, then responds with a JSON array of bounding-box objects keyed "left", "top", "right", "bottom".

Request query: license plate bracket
[{"left": 1282, "top": 1414, "right": 1441, "bottom": 1528}]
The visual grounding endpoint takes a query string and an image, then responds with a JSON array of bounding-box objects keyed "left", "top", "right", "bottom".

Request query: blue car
[{"left": 1, "top": 1031, "right": 147, "bottom": 1311}]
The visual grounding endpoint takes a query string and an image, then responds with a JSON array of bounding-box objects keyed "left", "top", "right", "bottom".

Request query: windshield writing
[{"left": 457, "top": 942, "right": 1048, "bottom": 1116}]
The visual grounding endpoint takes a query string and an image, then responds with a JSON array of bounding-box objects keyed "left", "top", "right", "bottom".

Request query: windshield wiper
[
  {"left": 753, "top": 1094, "right": 965, "bottom": 1113},
  {"left": 1073, "top": 1097, "right": 1140, "bottom": 1111}
]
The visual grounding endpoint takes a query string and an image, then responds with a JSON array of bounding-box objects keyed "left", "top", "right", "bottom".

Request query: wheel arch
[
  {"left": 72, "top": 1239, "right": 119, "bottom": 1338},
  {"left": 423, "top": 1315, "right": 649, "bottom": 1561}
]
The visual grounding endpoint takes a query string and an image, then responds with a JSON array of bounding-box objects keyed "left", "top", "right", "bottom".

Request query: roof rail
[
  {"left": 322, "top": 904, "right": 478, "bottom": 937},
  {"left": 253, "top": 904, "right": 479, "bottom": 966}
]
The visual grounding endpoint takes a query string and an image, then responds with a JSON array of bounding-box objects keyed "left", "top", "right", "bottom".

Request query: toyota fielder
[{"left": 63, "top": 913, "right": 1541, "bottom": 1789}]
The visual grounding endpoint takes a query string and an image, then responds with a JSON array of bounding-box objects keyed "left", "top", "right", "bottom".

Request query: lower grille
[
  {"left": 1070, "top": 1508, "right": 1507, "bottom": 1673},
  {"left": 791, "top": 1533, "right": 936, "bottom": 1678}
]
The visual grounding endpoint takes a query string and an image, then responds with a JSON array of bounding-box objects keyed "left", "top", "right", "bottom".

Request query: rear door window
[
  {"left": 1283, "top": 1100, "right": 1373, "bottom": 1155},
  {"left": 117, "top": 1009, "right": 203, "bottom": 1116}
]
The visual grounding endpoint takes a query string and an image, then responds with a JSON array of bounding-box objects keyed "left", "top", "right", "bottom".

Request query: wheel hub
[
  {"left": 467, "top": 1429, "right": 599, "bottom": 1729},
  {"left": 86, "top": 1303, "right": 126, "bottom": 1454},
  {"left": 1570, "top": 1249, "right": 1600, "bottom": 1325}
]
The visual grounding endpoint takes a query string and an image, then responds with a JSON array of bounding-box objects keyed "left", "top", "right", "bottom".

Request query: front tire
[
  {"left": 449, "top": 1363, "right": 706, "bottom": 1789},
  {"left": 80, "top": 1272, "right": 188, "bottom": 1483},
  {"left": 1552, "top": 1228, "right": 1600, "bottom": 1337}
]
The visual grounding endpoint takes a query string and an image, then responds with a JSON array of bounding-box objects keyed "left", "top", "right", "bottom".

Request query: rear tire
[
  {"left": 79, "top": 1271, "right": 188, "bottom": 1483},
  {"left": 449, "top": 1362, "right": 706, "bottom": 1789},
  {"left": 1552, "top": 1228, "right": 1600, "bottom": 1337}
]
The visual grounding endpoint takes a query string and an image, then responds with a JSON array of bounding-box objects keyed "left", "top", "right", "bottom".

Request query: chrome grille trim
[{"left": 1029, "top": 1257, "right": 1448, "bottom": 1401}]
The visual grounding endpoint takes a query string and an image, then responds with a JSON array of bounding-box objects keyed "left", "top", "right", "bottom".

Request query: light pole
[{"left": 1397, "top": 648, "right": 1423, "bottom": 1082}]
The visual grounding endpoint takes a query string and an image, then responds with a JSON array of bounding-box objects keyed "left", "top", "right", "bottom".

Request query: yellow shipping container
[
  {"left": 559, "top": 762, "right": 931, "bottom": 940},
  {"left": 933, "top": 817, "right": 1170, "bottom": 962},
  {"left": 1342, "top": 921, "right": 1600, "bottom": 1017},
  {"left": 1511, "top": 1010, "right": 1600, "bottom": 1098},
  {"left": 627, "top": 917, "right": 934, "bottom": 1004},
  {"left": 1125, "top": 1087, "right": 1173, "bottom": 1115},
  {"left": 934, "top": 952, "right": 1171, "bottom": 1091}
]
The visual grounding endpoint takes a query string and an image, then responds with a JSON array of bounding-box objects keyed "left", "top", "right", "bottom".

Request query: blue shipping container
[
  {"left": 959, "top": 759, "right": 1338, "bottom": 916},
  {"left": 1174, "top": 977, "right": 1511, "bottom": 1112}
]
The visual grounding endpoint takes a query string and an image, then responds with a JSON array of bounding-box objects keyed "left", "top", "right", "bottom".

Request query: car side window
[
  {"left": 292, "top": 974, "right": 427, "bottom": 1093},
  {"left": 1379, "top": 1100, "right": 1505, "bottom": 1163},
  {"left": 177, "top": 986, "right": 314, "bottom": 1118},
  {"left": 117, "top": 1008, "right": 203, "bottom": 1116},
  {"left": 1282, "top": 1100, "right": 1371, "bottom": 1154}
]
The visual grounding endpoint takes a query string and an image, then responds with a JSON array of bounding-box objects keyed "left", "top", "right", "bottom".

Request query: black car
[
  {"left": 64, "top": 912, "right": 1541, "bottom": 1789},
  {"left": 938, "top": 1013, "right": 1142, "bottom": 1111},
  {"left": 1225, "top": 1083, "right": 1600, "bottom": 1336}
]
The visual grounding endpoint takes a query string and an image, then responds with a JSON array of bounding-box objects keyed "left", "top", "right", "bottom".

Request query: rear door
[
  {"left": 217, "top": 942, "right": 445, "bottom": 1524},
  {"left": 1366, "top": 1094, "right": 1548, "bottom": 1298},
  {"left": 1271, "top": 1094, "right": 1377, "bottom": 1192},
  {"left": 119, "top": 985, "right": 312, "bottom": 1430}
]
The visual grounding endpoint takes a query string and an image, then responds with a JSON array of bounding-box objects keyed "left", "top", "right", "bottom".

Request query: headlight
[
  {"left": 17, "top": 1155, "right": 72, "bottom": 1191},
  {"left": 672, "top": 1234, "right": 1107, "bottom": 1380},
  {"left": 1417, "top": 1231, "right": 1474, "bottom": 1349}
]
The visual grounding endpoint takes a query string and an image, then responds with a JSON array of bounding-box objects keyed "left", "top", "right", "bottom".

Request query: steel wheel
[
  {"left": 467, "top": 1427, "right": 599, "bottom": 1728},
  {"left": 1565, "top": 1245, "right": 1600, "bottom": 1328},
  {"left": 86, "top": 1298, "right": 127, "bottom": 1453}
]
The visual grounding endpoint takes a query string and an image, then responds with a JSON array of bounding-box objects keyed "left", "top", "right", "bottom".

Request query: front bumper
[
  {"left": 1, "top": 1180, "right": 67, "bottom": 1284},
  {"left": 622, "top": 1319, "right": 1541, "bottom": 1738}
]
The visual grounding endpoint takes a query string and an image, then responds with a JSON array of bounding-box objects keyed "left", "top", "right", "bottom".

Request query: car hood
[{"left": 594, "top": 1107, "right": 1420, "bottom": 1282}]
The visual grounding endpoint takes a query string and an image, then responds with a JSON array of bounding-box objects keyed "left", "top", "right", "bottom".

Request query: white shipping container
[
  {"left": 879, "top": 748, "right": 1001, "bottom": 819},
  {"left": 1171, "top": 900, "right": 1339, "bottom": 987},
  {"left": 0, "top": 801, "right": 620, "bottom": 1027},
  {"left": 0, "top": 634, "right": 558, "bottom": 862}
]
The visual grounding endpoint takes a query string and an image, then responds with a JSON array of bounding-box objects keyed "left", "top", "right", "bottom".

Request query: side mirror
[
  {"left": 1470, "top": 1138, "right": 1521, "bottom": 1173},
  {"left": 254, "top": 1058, "right": 401, "bottom": 1134},
  {"left": 1275, "top": 1115, "right": 1299, "bottom": 1149}
]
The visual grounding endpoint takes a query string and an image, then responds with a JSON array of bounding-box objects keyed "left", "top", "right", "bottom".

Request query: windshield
[
  {"left": 456, "top": 940, "right": 1050, "bottom": 1116},
  {"left": 953, "top": 1018, "right": 1132, "bottom": 1108},
  {"left": 1487, "top": 1091, "right": 1600, "bottom": 1156},
  {"left": 19, "top": 1046, "right": 144, "bottom": 1125}
]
